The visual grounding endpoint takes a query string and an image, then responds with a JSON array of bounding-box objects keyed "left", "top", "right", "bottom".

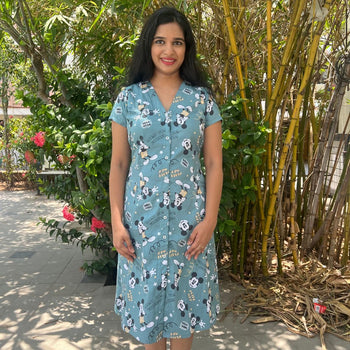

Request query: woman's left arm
[{"left": 186, "top": 121, "right": 223, "bottom": 260}]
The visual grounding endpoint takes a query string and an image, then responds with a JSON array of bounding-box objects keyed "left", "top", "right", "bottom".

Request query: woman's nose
[{"left": 163, "top": 43, "right": 175, "bottom": 54}]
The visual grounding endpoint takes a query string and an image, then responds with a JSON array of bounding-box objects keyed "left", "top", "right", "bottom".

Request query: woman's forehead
[{"left": 154, "top": 22, "right": 184, "bottom": 38}]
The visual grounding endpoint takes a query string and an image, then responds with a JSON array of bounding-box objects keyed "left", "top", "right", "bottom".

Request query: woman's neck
[{"left": 150, "top": 74, "right": 183, "bottom": 89}]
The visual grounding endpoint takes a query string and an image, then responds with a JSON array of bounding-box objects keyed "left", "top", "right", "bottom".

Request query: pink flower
[
  {"left": 57, "top": 154, "right": 69, "bottom": 164},
  {"left": 62, "top": 206, "right": 75, "bottom": 222},
  {"left": 22, "top": 172, "right": 26, "bottom": 178},
  {"left": 24, "top": 150, "right": 35, "bottom": 164},
  {"left": 91, "top": 217, "right": 106, "bottom": 232},
  {"left": 34, "top": 131, "right": 45, "bottom": 147},
  {"left": 19, "top": 132, "right": 24, "bottom": 136},
  {"left": 69, "top": 155, "right": 76, "bottom": 164}
]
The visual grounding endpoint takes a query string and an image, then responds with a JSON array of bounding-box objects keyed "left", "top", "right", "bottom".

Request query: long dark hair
[{"left": 128, "top": 7, "right": 209, "bottom": 89}]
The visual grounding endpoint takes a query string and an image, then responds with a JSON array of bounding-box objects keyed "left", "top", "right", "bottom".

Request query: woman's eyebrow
[{"left": 153, "top": 36, "right": 185, "bottom": 41}]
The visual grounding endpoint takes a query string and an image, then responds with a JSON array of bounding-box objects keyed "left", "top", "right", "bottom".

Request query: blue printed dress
[{"left": 109, "top": 81, "right": 222, "bottom": 344}]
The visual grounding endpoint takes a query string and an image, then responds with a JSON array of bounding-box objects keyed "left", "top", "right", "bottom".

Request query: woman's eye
[
  {"left": 173, "top": 41, "right": 184, "bottom": 46},
  {"left": 154, "top": 39, "right": 164, "bottom": 45}
]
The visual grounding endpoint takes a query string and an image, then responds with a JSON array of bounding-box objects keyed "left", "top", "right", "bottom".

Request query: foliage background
[{"left": 0, "top": 0, "right": 349, "bottom": 277}]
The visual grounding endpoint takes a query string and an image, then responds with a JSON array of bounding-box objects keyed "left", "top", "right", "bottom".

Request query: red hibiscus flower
[
  {"left": 34, "top": 131, "right": 45, "bottom": 147},
  {"left": 91, "top": 217, "right": 106, "bottom": 232},
  {"left": 62, "top": 206, "right": 75, "bottom": 222}
]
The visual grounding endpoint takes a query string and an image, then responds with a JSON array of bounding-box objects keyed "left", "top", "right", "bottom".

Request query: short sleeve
[
  {"left": 109, "top": 89, "right": 128, "bottom": 127},
  {"left": 205, "top": 92, "right": 222, "bottom": 128}
]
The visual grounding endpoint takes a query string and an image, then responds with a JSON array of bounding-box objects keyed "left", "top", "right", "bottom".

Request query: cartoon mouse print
[
  {"left": 171, "top": 259, "right": 185, "bottom": 290},
  {"left": 177, "top": 299, "right": 189, "bottom": 317},
  {"left": 178, "top": 219, "right": 193, "bottom": 236},
  {"left": 134, "top": 217, "right": 156, "bottom": 247},
  {"left": 157, "top": 273, "right": 168, "bottom": 291},
  {"left": 124, "top": 313, "right": 135, "bottom": 333},
  {"left": 174, "top": 105, "right": 192, "bottom": 129},
  {"left": 138, "top": 172, "right": 158, "bottom": 200},
  {"left": 136, "top": 136, "right": 158, "bottom": 165},
  {"left": 172, "top": 180, "right": 190, "bottom": 210},
  {"left": 194, "top": 91, "right": 205, "bottom": 107},
  {"left": 138, "top": 299, "right": 155, "bottom": 331},
  {"left": 189, "top": 272, "right": 204, "bottom": 288}
]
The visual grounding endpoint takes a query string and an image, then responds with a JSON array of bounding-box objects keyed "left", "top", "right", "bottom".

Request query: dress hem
[{"left": 116, "top": 316, "right": 218, "bottom": 345}]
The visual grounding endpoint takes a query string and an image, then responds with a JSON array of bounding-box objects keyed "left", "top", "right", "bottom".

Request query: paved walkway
[{"left": 0, "top": 190, "right": 348, "bottom": 350}]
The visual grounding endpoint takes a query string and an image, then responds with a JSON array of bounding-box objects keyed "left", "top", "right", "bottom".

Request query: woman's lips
[{"left": 161, "top": 58, "right": 176, "bottom": 65}]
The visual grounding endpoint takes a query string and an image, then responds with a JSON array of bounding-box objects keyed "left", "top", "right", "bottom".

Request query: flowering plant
[
  {"left": 17, "top": 73, "right": 116, "bottom": 277},
  {"left": 62, "top": 206, "right": 75, "bottom": 222},
  {"left": 91, "top": 217, "right": 106, "bottom": 232},
  {"left": 0, "top": 116, "right": 42, "bottom": 185}
]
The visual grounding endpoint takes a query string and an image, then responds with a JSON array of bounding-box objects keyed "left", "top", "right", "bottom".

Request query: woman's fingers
[
  {"left": 185, "top": 230, "right": 206, "bottom": 260},
  {"left": 185, "top": 242, "right": 205, "bottom": 260},
  {"left": 116, "top": 241, "right": 136, "bottom": 261},
  {"left": 114, "top": 230, "right": 136, "bottom": 262},
  {"left": 185, "top": 221, "right": 214, "bottom": 260}
]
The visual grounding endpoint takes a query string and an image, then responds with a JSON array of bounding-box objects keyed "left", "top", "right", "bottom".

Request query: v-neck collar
[{"left": 143, "top": 80, "right": 185, "bottom": 113}]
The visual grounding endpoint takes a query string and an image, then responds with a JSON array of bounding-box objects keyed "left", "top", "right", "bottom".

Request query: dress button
[
  {"left": 165, "top": 136, "right": 169, "bottom": 140},
  {"left": 165, "top": 156, "right": 168, "bottom": 160},
  {"left": 163, "top": 216, "right": 167, "bottom": 219}
]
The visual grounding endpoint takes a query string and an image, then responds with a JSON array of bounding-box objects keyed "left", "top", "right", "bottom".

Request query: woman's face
[{"left": 151, "top": 22, "right": 186, "bottom": 80}]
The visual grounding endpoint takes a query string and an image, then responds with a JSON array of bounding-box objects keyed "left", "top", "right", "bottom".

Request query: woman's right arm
[{"left": 109, "top": 122, "right": 136, "bottom": 262}]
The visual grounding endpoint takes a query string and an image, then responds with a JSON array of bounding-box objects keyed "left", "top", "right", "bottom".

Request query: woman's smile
[{"left": 161, "top": 58, "right": 176, "bottom": 65}]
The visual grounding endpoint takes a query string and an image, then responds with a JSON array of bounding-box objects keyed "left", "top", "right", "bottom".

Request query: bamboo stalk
[
  {"left": 254, "top": 166, "right": 265, "bottom": 227},
  {"left": 240, "top": 194, "right": 250, "bottom": 277},
  {"left": 266, "top": 0, "right": 273, "bottom": 199},
  {"left": 266, "top": 0, "right": 272, "bottom": 102},
  {"left": 341, "top": 187, "right": 350, "bottom": 268},
  {"left": 219, "top": 46, "right": 232, "bottom": 104},
  {"left": 222, "top": 0, "right": 249, "bottom": 119},
  {"left": 264, "top": 0, "right": 307, "bottom": 125},
  {"left": 335, "top": 214, "right": 344, "bottom": 263},
  {"left": 274, "top": 214, "right": 283, "bottom": 275},
  {"left": 232, "top": 199, "right": 244, "bottom": 274},
  {"left": 289, "top": 114, "right": 299, "bottom": 268},
  {"left": 249, "top": 207, "right": 258, "bottom": 275},
  {"left": 265, "top": 15, "right": 309, "bottom": 209},
  {"left": 261, "top": 0, "right": 334, "bottom": 276}
]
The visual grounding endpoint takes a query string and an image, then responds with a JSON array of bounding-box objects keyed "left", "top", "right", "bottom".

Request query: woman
[{"left": 109, "top": 7, "right": 223, "bottom": 350}]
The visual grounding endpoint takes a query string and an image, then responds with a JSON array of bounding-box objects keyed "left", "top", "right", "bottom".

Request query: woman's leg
[
  {"left": 144, "top": 338, "right": 167, "bottom": 350},
  {"left": 169, "top": 334, "right": 194, "bottom": 350}
]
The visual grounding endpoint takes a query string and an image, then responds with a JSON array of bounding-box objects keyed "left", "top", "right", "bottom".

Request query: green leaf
[{"left": 86, "top": 159, "right": 95, "bottom": 167}]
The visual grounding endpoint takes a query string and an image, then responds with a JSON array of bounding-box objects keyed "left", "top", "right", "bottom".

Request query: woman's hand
[
  {"left": 185, "top": 219, "right": 216, "bottom": 260},
  {"left": 113, "top": 225, "right": 136, "bottom": 262}
]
